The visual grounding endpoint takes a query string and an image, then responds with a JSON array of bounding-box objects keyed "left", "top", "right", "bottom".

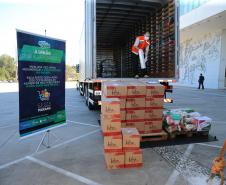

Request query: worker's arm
[
  {"left": 144, "top": 45, "right": 149, "bottom": 62},
  {"left": 133, "top": 37, "right": 140, "bottom": 50}
]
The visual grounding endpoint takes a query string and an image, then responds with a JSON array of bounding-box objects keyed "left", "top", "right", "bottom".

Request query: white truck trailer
[{"left": 79, "top": 0, "right": 179, "bottom": 109}]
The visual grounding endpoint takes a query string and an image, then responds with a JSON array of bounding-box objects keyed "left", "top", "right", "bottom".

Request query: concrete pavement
[{"left": 0, "top": 84, "right": 225, "bottom": 185}]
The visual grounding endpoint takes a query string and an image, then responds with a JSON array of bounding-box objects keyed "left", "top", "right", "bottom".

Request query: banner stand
[{"left": 35, "top": 130, "right": 61, "bottom": 153}]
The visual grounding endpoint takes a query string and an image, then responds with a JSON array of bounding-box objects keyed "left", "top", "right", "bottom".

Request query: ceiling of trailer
[{"left": 96, "top": 0, "right": 164, "bottom": 44}]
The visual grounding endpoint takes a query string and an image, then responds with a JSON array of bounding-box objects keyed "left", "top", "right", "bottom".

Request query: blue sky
[{"left": 0, "top": 0, "right": 84, "bottom": 65}]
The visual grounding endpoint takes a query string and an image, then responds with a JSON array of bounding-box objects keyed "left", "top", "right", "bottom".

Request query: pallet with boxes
[{"left": 101, "top": 81, "right": 167, "bottom": 169}]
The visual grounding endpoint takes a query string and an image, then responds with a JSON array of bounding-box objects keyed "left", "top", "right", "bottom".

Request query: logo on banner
[
  {"left": 38, "top": 41, "right": 50, "bottom": 49},
  {"left": 37, "top": 89, "right": 50, "bottom": 101}
]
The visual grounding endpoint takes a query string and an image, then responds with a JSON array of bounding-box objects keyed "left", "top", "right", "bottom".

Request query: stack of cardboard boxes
[
  {"left": 145, "top": 84, "right": 165, "bottom": 134},
  {"left": 101, "top": 81, "right": 164, "bottom": 169},
  {"left": 102, "top": 81, "right": 165, "bottom": 135},
  {"left": 122, "top": 128, "right": 143, "bottom": 168},
  {"left": 126, "top": 83, "right": 146, "bottom": 134},
  {"left": 101, "top": 98, "right": 124, "bottom": 170}
]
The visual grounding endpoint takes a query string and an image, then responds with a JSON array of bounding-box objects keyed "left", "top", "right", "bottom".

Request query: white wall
[
  {"left": 219, "top": 29, "right": 226, "bottom": 88},
  {"left": 179, "top": 31, "right": 222, "bottom": 89}
]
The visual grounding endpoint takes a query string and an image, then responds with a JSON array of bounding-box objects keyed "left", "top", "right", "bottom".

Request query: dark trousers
[{"left": 198, "top": 82, "right": 204, "bottom": 89}]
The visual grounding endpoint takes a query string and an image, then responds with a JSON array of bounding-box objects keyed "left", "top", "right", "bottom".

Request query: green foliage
[
  {"left": 66, "top": 65, "right": 80, "bottom": 81},
  {"left": 0, "top": 54, "right": 17, "bottom": 81}
]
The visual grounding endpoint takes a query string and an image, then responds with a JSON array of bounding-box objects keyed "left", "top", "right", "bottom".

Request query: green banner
[{"left": 19, "top": 45, "right": 64, "bottom": 63}]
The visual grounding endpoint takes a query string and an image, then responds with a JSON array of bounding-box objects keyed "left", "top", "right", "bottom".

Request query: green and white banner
[{"left": 17, "top": 30, "right": 66, "bottom": 137}]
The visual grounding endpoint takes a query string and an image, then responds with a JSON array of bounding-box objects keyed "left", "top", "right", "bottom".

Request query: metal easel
[{"left": 35, "top": 129, "right": 61, "bottom": 153}]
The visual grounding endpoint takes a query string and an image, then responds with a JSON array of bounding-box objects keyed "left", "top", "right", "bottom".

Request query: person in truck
[{"left": 132, "top": 32, "right": 150, "bottom": 78}]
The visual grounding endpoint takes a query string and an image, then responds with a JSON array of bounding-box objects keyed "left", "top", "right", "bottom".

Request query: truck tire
[
  {"left": 87, "top": 90, "right": 94, "bottom": 110},
  {"left": 88, "top": 99, "right": 94, "bottom": 110},
  {"left": 79, "top": 86, "right": 83, "bottom": 96},
  {"left": 85, "top": 86, "right": 88, "bottom": 106}
]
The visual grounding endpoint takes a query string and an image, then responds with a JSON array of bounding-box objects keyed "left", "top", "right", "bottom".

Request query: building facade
[{"left": 180, "top": 0, "right": 226, "bottom": 89}]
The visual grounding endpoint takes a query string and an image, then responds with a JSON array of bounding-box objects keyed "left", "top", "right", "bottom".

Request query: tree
[
  {"left": 65, "top": 65, "right": 80, "bottom": 81},
  {"left": 0, "top": 54, "right": 17, "bottom": 81}
]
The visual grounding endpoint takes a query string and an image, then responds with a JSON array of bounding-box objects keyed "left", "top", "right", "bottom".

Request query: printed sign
[{"left": 17, "top": 30, "right": 66, "bottom": 137}]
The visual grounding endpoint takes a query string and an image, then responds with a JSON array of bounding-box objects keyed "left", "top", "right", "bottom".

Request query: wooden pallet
[{"left": 140, "top": 131, "right": 168, "bottom": 142}]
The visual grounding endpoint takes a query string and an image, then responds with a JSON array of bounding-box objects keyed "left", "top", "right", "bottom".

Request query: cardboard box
[
  {"left": 126, "top": 109, "right": 145, "bottom": 121},
  {"left": 145, "top": 108, "right": 163, "bottom": 120},
  {"left": 121, "top": 121, "right": 127, "bottom": 128},
  {"left": 145, "top": 120, "right": 163, "bottom": 134},
  {"left": 126, "top": 121, "right": 145, "bottom": 134},
  {"left": 125, "top": 149, "right": 143, "bottom": 168},
  {"left": 122, "top": 128, "right": 140, "bottom": 150},
  {"left": 120, "top": 110, "right": 126, "bottom": 121},
  {"left": 146, "top": 84, "right": 165, "bottom": 97},
  {"left": 145, "top": 97, "right": 164, "bottom": 108},
  {"left": 104, "top": 135, "right": 122, "bottom": 152},
  {"left": 126, "top": 98, "right": 145, "bottom": 109},
  {"left": 120, "top": 98, "right": 126, "bottom": 109},
  {"left": 104, "top": 151, "right": 124, "bottom": 170},
  {"left": 102, "top": 82, "right": 127, "bottom": 98},
  {"left": 101, "top": 98, "right": 120, "bottom": 115},
  {"left": 101, "top": 115, "right": 121, "bottom": 136},
  {"left": 127, "top": 83, "right": 146, "bottom": 98}
]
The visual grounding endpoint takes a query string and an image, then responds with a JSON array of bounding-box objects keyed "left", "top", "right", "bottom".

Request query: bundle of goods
[
  {"left": 163, "top": 108, "right": 212, "bottom": 135},
  {"left": 101, "top": 98, "right": 143, "bottom": 170}
]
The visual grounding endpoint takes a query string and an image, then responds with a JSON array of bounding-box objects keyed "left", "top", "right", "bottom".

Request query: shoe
[
  {"left": 144, "top": 75, "right": 149, "bottom": 78},
  {"left": 135, "top": 75, "right": 139, "bottom": 78}
]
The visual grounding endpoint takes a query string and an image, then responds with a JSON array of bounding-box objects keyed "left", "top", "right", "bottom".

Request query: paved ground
[{"left": 0, "top": 84, "right": 225, "bottom": 185}]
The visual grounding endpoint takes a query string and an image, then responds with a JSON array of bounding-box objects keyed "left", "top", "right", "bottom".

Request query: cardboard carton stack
[
  {"left": 101, "top": 98, "right": 124, "bottom": 170},
  {"left": 145, "top": 84, "right": 165, "bottom": 134},
  {"left": 101, "top": 82, "right": 144, "bottom": 169},
  {"left": 102, "top": 82, "right": 127, "bottom": 128},
  {"left": 126, "top": 83, "right": 146, "bottom": 134},
  {"left": 102, "top": 81, "right": 165, "bottom": 135},
  {"left": 122, "top": 128, "right": 143, "bottom": 168}
]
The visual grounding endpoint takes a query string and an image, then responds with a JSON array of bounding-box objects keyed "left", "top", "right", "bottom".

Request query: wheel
[
  {"left": 79, "top": 86, "right": 83, "bottom": 96},
  {"left": 87, "top": 92, "right": 94, "bottom": 110},
  {"left": 85, "top": 86, "right": 88, "bottom": 106},
  {"left": 88, "top": 99, "right": 94, "bottom": 110},
  {"left": 85, "top": 86, "right": 94, "bottom": 110}
]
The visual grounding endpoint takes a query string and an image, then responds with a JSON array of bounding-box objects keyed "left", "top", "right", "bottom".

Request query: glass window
[{"left": 180, "top": 0, "right": 210, "bottom": 16}]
